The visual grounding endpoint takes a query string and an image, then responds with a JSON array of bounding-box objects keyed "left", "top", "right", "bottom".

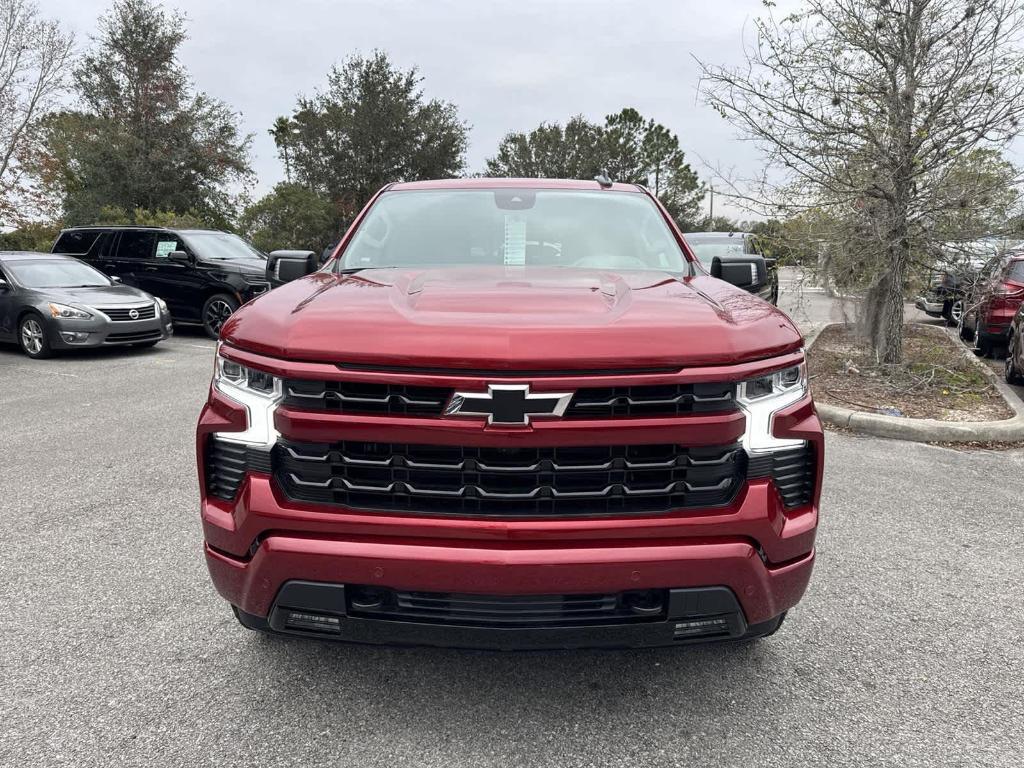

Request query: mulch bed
[{"left": 807, "top": 324, "right": 1013, "bottom": 422}]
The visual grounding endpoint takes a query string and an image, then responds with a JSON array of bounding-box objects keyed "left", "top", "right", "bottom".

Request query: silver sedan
[{"left": 0, "top": 251, "right": 173, "bottom": 358}]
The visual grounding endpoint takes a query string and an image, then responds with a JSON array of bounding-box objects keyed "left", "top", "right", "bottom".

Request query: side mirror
[
  {"left": 110, "top": 276, "right": 123, "bottom": 284},
  {"left": 168, "top": 250, "right": 191, "bottom": 264},
  {"left": 267, "top": 250, "right": 318, "bottom": 286},
  {"left": 0, "top": 278, "right": 8, "bottom": 291},
  {"left": 711, "top": 255, "right": 767, "bottom": 290}
]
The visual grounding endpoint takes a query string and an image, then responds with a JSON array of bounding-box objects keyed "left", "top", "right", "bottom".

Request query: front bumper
[
  {"left": 203, "top": 470, "right": 818, "bottom": 643},
  {"left": 197, "top": 358, "right": 823, "bottom": 649},
  {"left": 48, "top": 311, "right": 173, "bottom": 349},
  {"left": 231, "top": 581, "right": 798, "bottom": 649}
]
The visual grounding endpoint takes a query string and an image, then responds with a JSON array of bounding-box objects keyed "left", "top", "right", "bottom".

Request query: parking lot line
[{"left": 10, "top": 365, "right": 79, "bottom": 378}]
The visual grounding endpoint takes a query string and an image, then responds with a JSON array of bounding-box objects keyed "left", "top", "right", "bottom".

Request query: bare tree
[
  {"left": 699, "top": 0, "right": 1024, "bottom": 363},
  {"left": 0, "top": 0, "right": 73, "bottom": 224}
]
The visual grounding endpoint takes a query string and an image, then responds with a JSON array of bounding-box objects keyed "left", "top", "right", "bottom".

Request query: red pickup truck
[{"left": 196, "top": 178, "right": 822, "bottom": 649}]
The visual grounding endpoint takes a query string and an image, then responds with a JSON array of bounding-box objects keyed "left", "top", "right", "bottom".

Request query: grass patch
[{"left": 807, "top": 323, "right": 1012, "bottom": 421}]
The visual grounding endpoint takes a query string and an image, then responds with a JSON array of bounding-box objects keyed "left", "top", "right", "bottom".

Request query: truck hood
[
  {"left": 222, "top": 267, "right": 803, "bottom": 370},
  {"left": 200, "top": 258, "right": 266, "bottom": 276},
  {"left": 42, "top": 284, "right": 154, "bottom": 306}
]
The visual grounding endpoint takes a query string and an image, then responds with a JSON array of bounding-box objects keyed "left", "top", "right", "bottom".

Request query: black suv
[{"left": 51, "top": 227, "right": 270, "bottom": 338}]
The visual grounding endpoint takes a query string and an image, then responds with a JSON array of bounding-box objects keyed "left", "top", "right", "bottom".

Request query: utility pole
[{"left": 708, "top": 184, "right": 714, "bottom": 231}]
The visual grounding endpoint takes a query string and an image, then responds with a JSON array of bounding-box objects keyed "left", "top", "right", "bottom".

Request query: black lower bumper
[{"left": 233, "top": 581, "right": 784, "bottom": 650}]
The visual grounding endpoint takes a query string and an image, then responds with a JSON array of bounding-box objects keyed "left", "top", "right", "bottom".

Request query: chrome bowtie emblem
[
  {"left": 445, "top": 384, "right": 573, "bottom": 425},
  {"left": 128, "top": 308, "right": 139, "bottom": 319}
]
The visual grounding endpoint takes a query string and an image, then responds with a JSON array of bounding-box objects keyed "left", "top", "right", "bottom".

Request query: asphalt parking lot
[{"left": 2, "top": 319, "right": 1023, "bottom": 767}]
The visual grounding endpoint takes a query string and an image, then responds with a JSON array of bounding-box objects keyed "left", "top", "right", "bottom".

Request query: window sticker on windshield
[
  {"left": 155, "top": 240, "right": 177, "bottom": 259},
  {"left": 504, "top": 215, "right": 526, "bottom": 266}
]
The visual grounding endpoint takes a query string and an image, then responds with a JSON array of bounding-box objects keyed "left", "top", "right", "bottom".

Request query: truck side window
[
  {"left": 117, "top": 231, "right": 157, "bottom": 260},
  {"left": 53, "top": 230, "right": 100, "bottom": 255},
  {"left": 154, "top": 234, "right": 186, "bottom": 259}
]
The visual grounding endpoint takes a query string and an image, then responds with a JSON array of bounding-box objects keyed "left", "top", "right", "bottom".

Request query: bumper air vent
[
  {"left": 346, "top": 587, "right": 669, "bottom": 627},
  {"left": 747, "top": 444, "right": 816, "bottom": 509},
  {"left": 204, "top": 438, "right": 272, "bottom": 500}
]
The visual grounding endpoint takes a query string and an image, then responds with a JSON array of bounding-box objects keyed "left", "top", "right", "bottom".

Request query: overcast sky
[{"left": 43, "top": 0, "right": 794, "bottom": 219}]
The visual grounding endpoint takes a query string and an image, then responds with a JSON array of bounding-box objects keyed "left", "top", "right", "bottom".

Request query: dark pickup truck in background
[{"left": 683, "top": 231, "right": 779, "bottom": 305}]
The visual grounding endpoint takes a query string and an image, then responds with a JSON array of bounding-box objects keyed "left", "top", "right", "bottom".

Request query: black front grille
[
  {"left": 98, "top": 305, "right": 156, "bottom": 321},
  {"left": 104, "top": 329, "right": 162, "bottom": 343},
  {"left": 566, "top": 382, "right": 735, "bottom": 417},
  {"left": 747, "top": 444, "right": 816, "bottom": 508},
  {"left": 274, "top": 439, "right": 744, "bottom": 517},
  {"left": 347, "top": 587, "right": 668, "bottom": 627},
  {"left": 205, "top": 438, "right": 272, "bottom": 500},
  {"left": 281, "top": 379, "right": 736, "bottom": 418},
  {"left": 283, "top": 379, "right": 449, "bottom": 416}
]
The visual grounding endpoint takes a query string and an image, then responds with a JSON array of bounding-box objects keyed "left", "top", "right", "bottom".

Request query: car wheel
[
  {"left": 18, "top": 313, "right": 53, "bottom": 359},
  {"left": 958, "top": 313, "right": 975, "bottom": 342},
  {"left": 945, "top": 299, "right": 964, "bottom": 327},
  {"left": 975, "top": 317, "right": 992, "bottom": 357},
  {"left": 1006, "top": 334, "right": 1023, "bottom": 385},
  {"left": 202, "top": 294, "right": 238, "bottom": 340}
]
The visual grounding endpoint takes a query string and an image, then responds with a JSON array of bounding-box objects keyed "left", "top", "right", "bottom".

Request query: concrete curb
[{"left": 806, "top": 322, "right": 1024, "bottom": 443}]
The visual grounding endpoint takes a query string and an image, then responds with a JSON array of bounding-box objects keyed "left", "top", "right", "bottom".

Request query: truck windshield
[
  {"left": 184, "top": 232, "right": 266, "bottom": 261},
  {"left": 685, "top": 238, "right": 750, "bottom": 266},
  {"left": 6, "top": 259, "right": 109, "bottom": 288},
  {"left": 338, "top": 189, "right": 687, "bottom": 273}
]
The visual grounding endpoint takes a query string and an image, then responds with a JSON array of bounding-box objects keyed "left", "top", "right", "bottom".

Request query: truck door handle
[{"left": 144, "top": 266, "right": 158, "bottom": 272}]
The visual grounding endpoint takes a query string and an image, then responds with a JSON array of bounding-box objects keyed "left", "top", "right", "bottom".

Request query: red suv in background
[
  {"left": 195, "top": 178, "right": 823, "bottom": 650},
  {"left": 963, "top": 254, "right": 1024, "bottom": 356}
]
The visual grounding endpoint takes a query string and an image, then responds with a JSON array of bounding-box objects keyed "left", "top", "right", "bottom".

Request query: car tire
[
  {"left": 958, "top": 314, "right": 975, "bottom": 342},
  {"left": 975, "top": 317, "right": 992, "bottom": 357},
  {"left": 1006, "top": 334, "right": 1023, "bottom": 384},
  {"left": 202, "top": 293, "right": 239, "bottom": 340},
  {"left": 18, "top": 313, "right": 53, "bottom": 359},
  {"left": 944, "top": 299, "right": 964, "bottom": 327}
]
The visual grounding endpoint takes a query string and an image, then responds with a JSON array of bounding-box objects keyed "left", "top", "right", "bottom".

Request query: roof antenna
[{"left": 594, "top": 170, "right": 613, "bottom": 188}]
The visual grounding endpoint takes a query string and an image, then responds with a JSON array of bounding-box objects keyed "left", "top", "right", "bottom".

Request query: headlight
[
  {"left": 736, "top": 361, "right": 808, "bottom": 452},
  {"left": 241, "top": 275, "right": 271, "bottom": 294},
  {"left": 216, "top": 348, "right": 279, "bottom": 397},
  {"left": 155, "top": 297, "right": 169, "bottom": 315},
  {"left": 49, "top": 302, "right": 92, "bottom": 320},
  {"left": 213, "top": 344, "right": 282, "bottom": 445}
]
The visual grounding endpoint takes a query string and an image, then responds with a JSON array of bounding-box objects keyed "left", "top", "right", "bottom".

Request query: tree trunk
[{"left": 873, "top": 220, "right": 910, "bottom": 364}]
